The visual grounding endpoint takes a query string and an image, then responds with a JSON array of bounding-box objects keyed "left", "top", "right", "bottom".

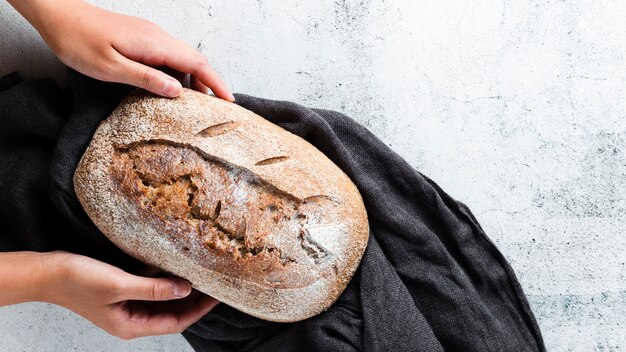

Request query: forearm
[{"left": 0, "top": 251, "right": 61, "bottom": 306}]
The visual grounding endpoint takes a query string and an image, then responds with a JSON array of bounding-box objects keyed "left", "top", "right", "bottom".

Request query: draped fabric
[{"left": 0, "top": 70, "right": 544, "bottom": 351}]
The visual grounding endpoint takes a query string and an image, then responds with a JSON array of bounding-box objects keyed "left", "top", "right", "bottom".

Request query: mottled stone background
[{"left": 1, "top": 0, "right": 624, "bottom": 351}]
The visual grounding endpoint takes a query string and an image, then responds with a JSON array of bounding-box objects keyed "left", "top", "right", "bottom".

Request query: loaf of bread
[{"left": 74, "top": 88, "right": 369, "bottom": 322}]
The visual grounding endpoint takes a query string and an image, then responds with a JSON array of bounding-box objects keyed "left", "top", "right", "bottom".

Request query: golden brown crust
[{"left": 74, "top": 89, "right": 369, "bottom": 322}]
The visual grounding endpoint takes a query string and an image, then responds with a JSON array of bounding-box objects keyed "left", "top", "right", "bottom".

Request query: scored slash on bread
[{"left": 74, "top": 89, "right": 369, "bottom": 322}]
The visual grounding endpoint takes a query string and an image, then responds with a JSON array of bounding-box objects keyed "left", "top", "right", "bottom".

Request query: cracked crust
[{"left": 73, "top": 89, "right": 369, "bottom": 322}]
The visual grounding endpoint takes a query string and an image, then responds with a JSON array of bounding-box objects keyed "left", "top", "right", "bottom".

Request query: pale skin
[
  {"left": 2, "top": 0, "right": 231, "bottom": 340},
  {"left": 6, "top": 0, "right": 235, "bottom": 100}
]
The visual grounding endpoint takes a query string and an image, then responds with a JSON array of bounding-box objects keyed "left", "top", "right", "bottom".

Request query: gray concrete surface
[{"left": 1, "top": 0, "right": 625, "bottom": 350}]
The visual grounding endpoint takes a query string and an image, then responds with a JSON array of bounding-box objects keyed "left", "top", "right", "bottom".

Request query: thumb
[
  {"left": 116, "top": 56, "right": 182, "bottom": 97},
  {"left": 117, "top": 275, "right": 192, "bottom": 301}
]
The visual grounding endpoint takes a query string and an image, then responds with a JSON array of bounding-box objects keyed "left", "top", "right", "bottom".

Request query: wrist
[
  {"left": 0, "top": 251, "right": 66, "bottom": 306},
  {"left": 21, "top": 251, "right": 69, "bottom": 304},
  {"left": 35, "top": 251, "right": 73, "bottom": 305}
]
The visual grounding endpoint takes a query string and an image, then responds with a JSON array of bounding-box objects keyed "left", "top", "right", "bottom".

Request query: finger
[
  {"left": 164, "top": 68, "right": 187, "bottom": 87},
  {"left": 141, "top": 296, "right": 219, "bottom": 336},
  {"left": 116, "top": 38, "right": 234, "bottom": 101},
  {"left": 139, "top": 289, "right": 207, "bottom": 315},
  {"left": 155, "top": 41, "right": 234, "bottom": 101},
  {"left": 187, "top": 60, "right": 235, "bottom": 102},
  {"left": 116, "top": 275, "right": 192, "bottom": 302},
  {"left": 158, "top": 66, "right": 183, "bottom": 81},
  {"left": 114, "top": 55, "right": 182, "bottom": 97},
  {"left": 163, "top": 289, "right": 208, "bottom": 314},
  {"left": 191, "top": 75, "right": 209, "bottom": 94},
  {"left": 170, "top": 290, "right": 209, "bottom": 314}
]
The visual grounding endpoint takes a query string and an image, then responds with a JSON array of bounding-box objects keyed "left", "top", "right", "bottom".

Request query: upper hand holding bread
[{"left": 7, "top": 0, "right": 235, "bottom": 100}]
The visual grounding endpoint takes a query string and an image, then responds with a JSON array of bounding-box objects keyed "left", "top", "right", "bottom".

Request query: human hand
[
  {"left": 43, "top": 252, "right": 218, "bottom": 340},
  {"left": 8, "top": 0, "right": 234, "bottom": 100}
]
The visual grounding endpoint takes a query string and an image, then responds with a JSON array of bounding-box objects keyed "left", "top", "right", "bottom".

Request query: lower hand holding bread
[
  {"left": 4, "top": 251, "right": 219, "bottom": 340},
  {"left": 48, "top": 252, "right": 219, "bottom": 339}
]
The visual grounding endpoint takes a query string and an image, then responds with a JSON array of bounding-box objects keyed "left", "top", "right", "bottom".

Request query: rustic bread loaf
[{"left": 73, "top": 88, "right": 369, "bottom": 322}]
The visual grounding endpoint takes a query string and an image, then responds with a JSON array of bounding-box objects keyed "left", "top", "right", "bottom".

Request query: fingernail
[
  {"left": 162, "top": 79, "right": 181, "bottom": 97},
  {"left": 228, "top": 92, "right": 236, "bottom": 102},
  {"left": 173, "top": 279, "right": 191, "bottom": 298}
]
